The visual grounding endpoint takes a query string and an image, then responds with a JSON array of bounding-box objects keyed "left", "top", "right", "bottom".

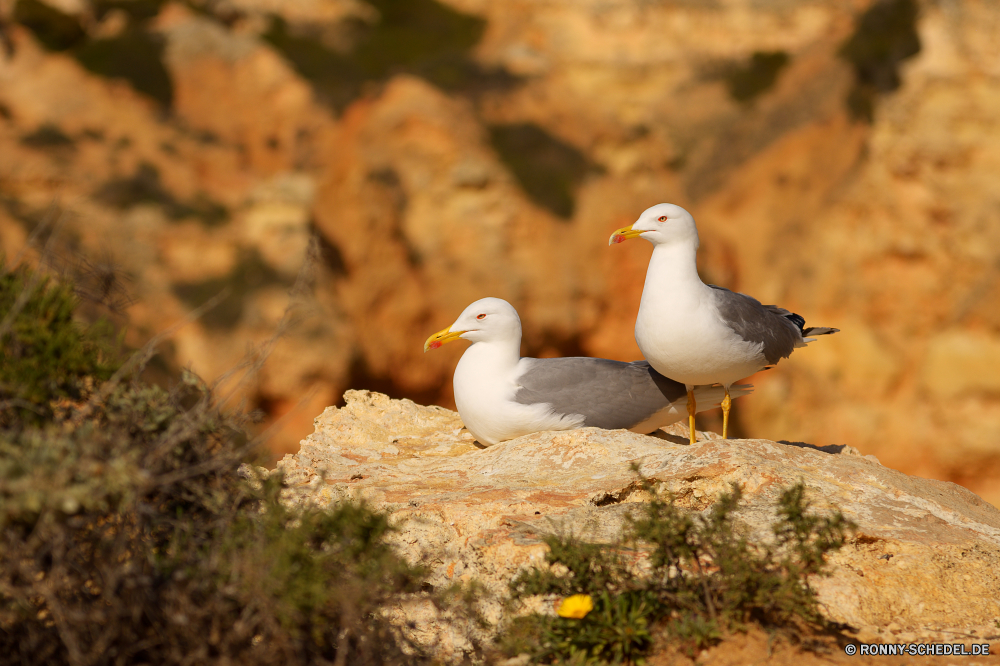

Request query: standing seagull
[
  {"left": 424, "top": 297, "right": 750, "bottom": 446},
  {"left": 609, "top": 203, "right": 837, "bottom": 444}
]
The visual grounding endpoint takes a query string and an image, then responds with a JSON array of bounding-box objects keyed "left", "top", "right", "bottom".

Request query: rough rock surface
[{"left": 278, "top": 392, "right": 1000, "bottom": 662}]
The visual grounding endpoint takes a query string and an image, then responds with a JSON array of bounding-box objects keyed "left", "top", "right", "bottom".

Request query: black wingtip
[{"left": 786, "top": 312, "right": 806, "bottom": 332}]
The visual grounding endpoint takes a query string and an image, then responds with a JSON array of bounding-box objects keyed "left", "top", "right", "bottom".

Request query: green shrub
[
  {"left": 0, "top": 263, "right": 120, "bottom": 427},
  {"left": 487, "top": 123, "right": 595, "bottom": 220},
  {"left": 839, "top": 0, "right": 920, "bottom": 122},
  {"left": 724, "top": 51, "right": 790, "bottom": 104},
  {"left": 13, "top": 0, "right": 86, "bottom": 51},
  {"left": 171, "top": 249, "right": 291, "bottom": 330},
  {"left": 501, "top": 472, "right": 856, "bottom": 664},
  {"left": 20, "top": 124, "right": 76, "bottom": 149},
  {"left": 95, "top": 163, "right": 229, "bottom": 226},
  {"left": 12, "top": 0, "right": 173, "bottom": 108},
  {"left": 262, "top": 0, "right": 489, "bottom": 111},
  {"left": 0, "top": 263, "right": 430, "bottom": 665}
]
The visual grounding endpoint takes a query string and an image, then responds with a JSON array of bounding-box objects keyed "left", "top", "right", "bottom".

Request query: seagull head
[
  {"left": 608, "top": 203, "right": 699, "bottom": 249},
  {"left": 423, "top": 297, "right": 522, "bottom": 352}
]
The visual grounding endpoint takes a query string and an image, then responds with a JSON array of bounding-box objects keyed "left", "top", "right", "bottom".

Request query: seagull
[
  {"left": 609, "top": 203, "right": 838, "bottom": 444},
  {"left": 424, "top": 297, "right": 750, "bottom": 446}
]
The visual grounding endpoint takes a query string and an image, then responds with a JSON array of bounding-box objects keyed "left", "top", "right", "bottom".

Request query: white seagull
[
  {"left": 424, "top": 297, "right": 750, "bottom": 446},
  {"left": 609, "top": 203, "right": 838, "bottom": 444}
]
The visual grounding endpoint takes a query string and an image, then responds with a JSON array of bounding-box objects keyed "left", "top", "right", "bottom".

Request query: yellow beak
[
  {"left": 608, "top": 223, "right": 645, "bottom": 245},
  {"left": 423, "top": 326, "right": 467, "bottom": 352}
]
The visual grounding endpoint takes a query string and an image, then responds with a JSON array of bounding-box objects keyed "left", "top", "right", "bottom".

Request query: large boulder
[{"left": 277, "top": 391, "right": 1000, "bottom": 663}]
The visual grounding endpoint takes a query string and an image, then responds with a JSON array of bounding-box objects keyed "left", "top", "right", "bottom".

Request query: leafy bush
[
  {"left": 501, "top": 473, "right": 856, "bottom": 664},
  {"left": 94, "top": 163, "right": 229, "bottom": 227},
  {"left": 0, "top": 263, "right": 120, "bottom": 427},
  {"left": 13, "top": 0, "right": 173, "bottom": 107},
  {"left": 0, "top": 263, "right": 430, "bottom": 665},
  {"left": 839, "top": 0, "right": 921, "bottom": 121},
  {"left": 262, "top": 0, "right": 489, "bottom": 112},
  {"left": 724, "top": 51, "right": 790, "bottom": 104},
  {"left": 487, "top": 123, "right": 594, "bottom": 220}
]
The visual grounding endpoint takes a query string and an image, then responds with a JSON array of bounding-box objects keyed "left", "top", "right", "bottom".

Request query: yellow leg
[
  {"left": 687, "top": 388, "right": 697, "bottom": 445},
  {"left": 721, "top": 388, "right": 732, "bottom": 439}
]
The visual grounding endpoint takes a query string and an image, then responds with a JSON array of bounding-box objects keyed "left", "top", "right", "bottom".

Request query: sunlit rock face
[
  {"left": 276, "top": 391, "right": 1000, "bottom": 663},
  {"left": 2, "top": 0, "right": 1000, "bottom": 505}
]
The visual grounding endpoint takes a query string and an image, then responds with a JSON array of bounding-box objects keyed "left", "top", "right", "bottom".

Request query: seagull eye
[
  {"left": 476, "top": 314, "right": 486, "bottom": 320},
  {"left": 657, "top": 215, "right": 667, "bottom": 222}
]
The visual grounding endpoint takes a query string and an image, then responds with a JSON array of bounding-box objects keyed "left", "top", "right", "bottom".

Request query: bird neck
[
  {"left": 458, "top": 338, "right": 522, "bottom": 374},
  {"left": 645, "top": 242, "right": 703, "bottom": 292}
]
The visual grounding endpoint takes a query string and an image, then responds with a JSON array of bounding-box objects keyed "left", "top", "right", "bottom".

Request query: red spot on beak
[
  {"left": 429, "top": 341, "right": 442, "bottom": 349},
  {"left": 611, "top": 234, "right": 624, "bottom": 244}
]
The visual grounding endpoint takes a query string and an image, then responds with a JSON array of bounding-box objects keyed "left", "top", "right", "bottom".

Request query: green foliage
[
  {"left": 0, "top": 420, "right": 138, "bottom": 527},
  {"left": 0, "top": 262, "right": 431, "bottom": 665},
  {"left": 340, "top": 0, "right": 486, "bottom": 89},
  {"left": 502, "top": 474, "right": 856, "bottom": 664},
  {"left": 222, "top": 498, "right": 424, "bottom": 636},
  {"left": 725, "top": 51, "right": 790, "bottom": 104},
  {"left": 539, "top": 592, "right": 652, "bottom": 665},
  {"left": 262, "top": 0, "right": 492, "bottom": 111},
  {"left": 773, "top": 483, "right": 857, "bottom": 576},
  {"left": 95, "top": 163, "right": 229, "bottom": 226},
  {"left": 92, "top": 0, "right": 168, "bottom": 24},
  {"left": 13, "top": 0, "right": 173, "bottom": 107},
  {"left": 509, "top": 536, "right": 628, "bottom": 600},
  {"left": 13, "top": 0, "right": 86, "bottom": 51},
  {"left": 488, "top": 124, "right": 593, "bottom": 220},
  {"left": 839, "top": 0, "right": 920, "bottom": 122},
  {"left": 0, "top": 265, "right": 120, "bottom": 427},
  {"left": 172, "top": 249, "right": 291, "bottom": 329},
  {"left": 74, "top": 29, "right": 174, "bottom": 108},
  {"left": 20, "top": 124, "right": 76, "bottom": 149},
  {"left": 11, "top": 0, "right": 510, "bottom": 114}
]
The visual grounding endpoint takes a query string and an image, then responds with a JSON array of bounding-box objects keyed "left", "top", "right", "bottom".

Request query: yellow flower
[{"left": 557, "top": 594, "right": 594, "bottom": 619}]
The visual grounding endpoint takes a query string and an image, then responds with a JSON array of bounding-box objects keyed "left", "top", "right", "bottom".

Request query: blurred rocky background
[{"left": 1, "top": 0, "right": 998, "bottom": 505}]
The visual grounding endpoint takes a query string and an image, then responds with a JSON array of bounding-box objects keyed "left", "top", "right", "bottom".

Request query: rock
[
  {"left": 241, "top": 173, "right": 317, "bottom": 277},
  {"left": 157, "top": 5, "right": 335, "bottom": 175},
  {"left": 921, "top": 329, "right": 1000, "bottom": 398},
  {"left": 278, "top": 391, "right": 1000, "bottom": 663}
]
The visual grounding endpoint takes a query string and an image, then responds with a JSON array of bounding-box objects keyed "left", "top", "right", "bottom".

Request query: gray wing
[
  {"left": 513, "top": 357, "right": 687, "bottom": 430},
  {"left": 708, "top": 285, "right": 803, "bottom": 365}
]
